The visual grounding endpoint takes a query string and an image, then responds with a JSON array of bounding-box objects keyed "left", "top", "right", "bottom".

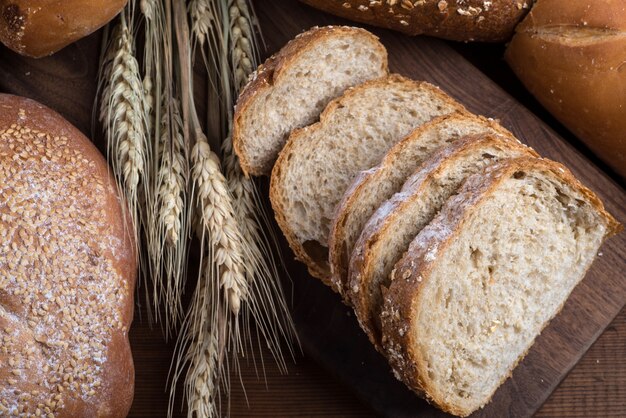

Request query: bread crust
[
  {"left": 328, "top": 112, "right": 514, "bottom": 297},
  {"left": 0, "top": 0, "right": 128, "bottom": 58},
  {"left": 270, "top": 74, "right": 463, "bottom": 284},
  {"left": 348, "top": 133, "right": 536, "bottom": 349},
  {"left": 0, "top": 94, "right": 136, "bottom": 417},
  {"left": 233, "top": 25, "right": 388, "bottom": 176},
  {"left": 299, "top": 0, "right": 533, "bottom": 42},
  {"left": 505, "top": 0, "right": 626, "bottom": 178},
  {"left": 380, "top": 157, "right": 621, "bottom": 417}
]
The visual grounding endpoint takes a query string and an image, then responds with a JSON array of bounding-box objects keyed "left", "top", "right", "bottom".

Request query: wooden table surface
[{"left": 0, "top": 1, "right": 624, "bottom": 417}]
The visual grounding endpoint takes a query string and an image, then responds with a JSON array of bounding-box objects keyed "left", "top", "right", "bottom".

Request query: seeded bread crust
[
  {"left": 299, "top": 0, "right": 534, "bottom": 42},
  {"left": 270, "top": 74, "right": 464, "bottom": 284},
  {"left": 328, "top": 111, "right": 514, "bottom": 297},
  {"left": 379, "top": 157, "right": 621, "bottom": 417},
  {"left": 348, "top": 133, "right": 537, "bottom": 349},
  {"left": 233, "top": 25, "right": 388, "bottom": 176},
  {"left": 0, "top": 94, "right": 136, "bottom": 417}
]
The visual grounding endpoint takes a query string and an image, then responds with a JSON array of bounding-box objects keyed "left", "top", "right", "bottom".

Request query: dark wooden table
[{"left": 0, "top": 1, "right": 624, "bottom": 417}]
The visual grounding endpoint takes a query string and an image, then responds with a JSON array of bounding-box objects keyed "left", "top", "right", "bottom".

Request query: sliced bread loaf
[
  {"left": 349, "top": 133, "right": 537, "bottom": 347},
  {"left": 329, "top": 112, "right": 514, "bottom": 296},
  {"left": 381, "top": 157, "right": 621, "bottom": 417},
  {"left": 233, "top": 26, "right": 388, "bottom": 176},
  {"left": 270, "top": 74, "right": 464, "bottom": 282}
]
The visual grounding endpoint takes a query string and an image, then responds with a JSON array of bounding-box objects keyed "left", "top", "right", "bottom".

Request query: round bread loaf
[
  {"left": 0, "top": 94, "right": 135, "bottom": 417},
  {"left": 505, "top": 0, "right": 626, "bottom": 178},
  {"left": 299, "top": 0, "right": 533, "bottom": 42},
  {"left": 0, "top": 0, "right": 128, "bottom": 58}
]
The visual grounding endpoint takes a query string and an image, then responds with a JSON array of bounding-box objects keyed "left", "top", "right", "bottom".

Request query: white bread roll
[{"left": 505, "top": 0, "right": 626, "bottom": 177}]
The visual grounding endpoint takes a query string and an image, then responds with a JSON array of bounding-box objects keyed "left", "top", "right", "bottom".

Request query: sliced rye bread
[
  {"left": 380, "top": 157, "right": 621, "bottom": 417},
  {"left": 349, "top": 133, "right": 537, "bottom": 348},
  {"left": 233, "top": 26, "right": 388, "bottom": 176},
  {"left": 329, "top": 111, "right": 514, "bottom": 297},
  {"left": 270, "top": 74, "right": 464, "bottom": 283}
]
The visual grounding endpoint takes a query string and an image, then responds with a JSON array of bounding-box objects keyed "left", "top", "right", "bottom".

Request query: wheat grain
[{"left": 228, "top": 0, "right": 259, "bottom": 91}]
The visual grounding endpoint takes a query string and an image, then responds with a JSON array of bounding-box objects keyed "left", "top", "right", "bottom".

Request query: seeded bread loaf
[
  {"left": 328, "top": 112, "right": 514, "bottom": 296},
  {"left": 505, "top": 0, "right": 626, "bottom": 178},
  {"left": 233, "top": 25, "right": 388, "bottom": 176},
  {"left": 270, "top": 74, "right": 463, "bottom": 283},
  {"left": 349, "top": 133, "right": 536, "bottom": 348},
  {"left": 299, "top": 0, "right": 533, "bottom": 42},
  {"left": 381, "top": 157, "right": 621, "bottom": 417},
  {"left": 0, "top": 0, "right": 128, "bottom": 58},
  {"left": 0, "top": 94, "right": 136, "bottom": 417}
]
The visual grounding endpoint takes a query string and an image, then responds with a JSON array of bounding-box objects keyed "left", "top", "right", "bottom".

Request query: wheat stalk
[
  {"left": 158, "top": 102, "right": 187, "bottom": 247},
  {"left": 222, "top": 0, "right": 298, "bottom": 368},
  {"left": 99, "top": 11, "right": 148, "bottom": 246},
  {"left": 192, "top": 134, "right": 247, "bottom": 315},
  {"left": 154, "top": 99, "right": 190, "bottom": 332},
  {"left": 228, "top": 0, "right": 258, "bottom": 92}
]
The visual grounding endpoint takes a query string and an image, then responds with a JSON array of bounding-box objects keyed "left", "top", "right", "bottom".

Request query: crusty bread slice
[
  {"left": 270, "top": 74, "right": 464, "bottom": 283},
  {"left": 329, "top": 112, "right": 514, "bottom": 296},
  {"left": 233, "top": 26, "right": 388, "bottom": 176},
  {"left": 349, "top": 133, "right": 537, "bottom": 348},
  {"left": 381, "top": 157, "right": 621, "bottom": 417}
]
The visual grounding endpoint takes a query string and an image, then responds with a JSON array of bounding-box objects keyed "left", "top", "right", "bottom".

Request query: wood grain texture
[{"left": 0, "top": 0, "right": 624, "bottom": 416}]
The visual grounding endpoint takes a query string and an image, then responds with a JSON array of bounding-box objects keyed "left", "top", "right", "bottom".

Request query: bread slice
[
  {"left": 233, "top": 26, "right": 388, "bottom": 176},
  {"left": 349, "top": 133, "right": 537, "bottom": 348},
  {"left": 381, "top": 157, "right": 621, "bottom": 417},
  {"left": 329, "top": 112, "right": 514, "bottom": 296},
  {"left": 270, "top": 74, "right": 464, "bottom": 282}
]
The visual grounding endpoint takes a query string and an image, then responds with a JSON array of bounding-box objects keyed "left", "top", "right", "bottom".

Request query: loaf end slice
[
  {"left": 329, "top": 112, "right": 514, "bottom": 296},
  {"left": 270, "top": 74, "right": 464, "bottom": 283},
  {"left": 349, "top": 133, "right": 536, "bottom": 348},
  {"left": 233, "top": 25, "right": 388, "bottom": 176},
  {"left": 381, "top": 157, "right": 621, "bottom": 417}
]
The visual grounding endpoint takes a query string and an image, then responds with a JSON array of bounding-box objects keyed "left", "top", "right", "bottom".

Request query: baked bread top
[
  {"left": 0, "top": 0, "right": 128, "bottom": 57},
  {"left": 0, "top": 94, "right": 136, "bottom": 417},
  {"left": 299, "top": 0, "right": 534, "bottom": 42}
]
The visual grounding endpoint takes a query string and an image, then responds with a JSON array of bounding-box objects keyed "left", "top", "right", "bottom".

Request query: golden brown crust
[
  {"left": 328, "top": 112, "right": 514, "bottom": 297},
  {"left": 270, "top": 74, "right": 463, "bottom": 285},
  {"left": 299, "top": 0, "right": 533, "bottom": 42},
  {"left": 233, "top": 25, "right": 388, "bottom": 177},
  {"left": 505, "top": 0, "right": 626, "bottom": 178},
  {"left": 0, "top": 94, "right": 136, "bottom": 417},
  {"left": 380, "top": 157, "right": 620, "bottom": 416},
  {"left": 348, "top": 133, "right": 536, "bottom": 350},
  {"left": 0, "top": 0, "right": 128, "bottom": 58}
]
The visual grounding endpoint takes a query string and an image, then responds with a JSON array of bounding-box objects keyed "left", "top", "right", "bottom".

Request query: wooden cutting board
[
  {"left": 0, "top": 0, "right": 624, "bottom": 416},
  {"left": 253, "top": 1, "right": 626, "bottom": 417}
]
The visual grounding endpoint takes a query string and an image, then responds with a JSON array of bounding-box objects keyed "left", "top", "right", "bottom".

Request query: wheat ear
[
  {"left": 222, "top": 0, "right": 298, "bottom": 366},
  {"left": 228, "top": 0, "right": 259, "bottom": 92},
  {"left": 192, "top": 133, "right": 247, "bottom": 315},
  {"left": 99, "top": 12, "right": 148, "bottom": 244},
  {"left": 155, "top": 99, "right": 190, "bottom": 332}
]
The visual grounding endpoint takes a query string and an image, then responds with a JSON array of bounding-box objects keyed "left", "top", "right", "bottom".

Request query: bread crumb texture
[{"left": 0, "top": 115, "right": 129, "bottom": 416}]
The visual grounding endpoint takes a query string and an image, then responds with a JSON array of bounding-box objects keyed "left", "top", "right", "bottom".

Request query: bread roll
[
  {"left": 0, "top": 0, "right": 128, "bottom": 57},
  {"left": 0, "top": 94, "right": 135, "bottom": 417},
  {"left": 299, "top": 0, "right": 533, "bottom": 42},
  {"left": 505, "top": 0, "right": 626, "bottom": 178}
]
